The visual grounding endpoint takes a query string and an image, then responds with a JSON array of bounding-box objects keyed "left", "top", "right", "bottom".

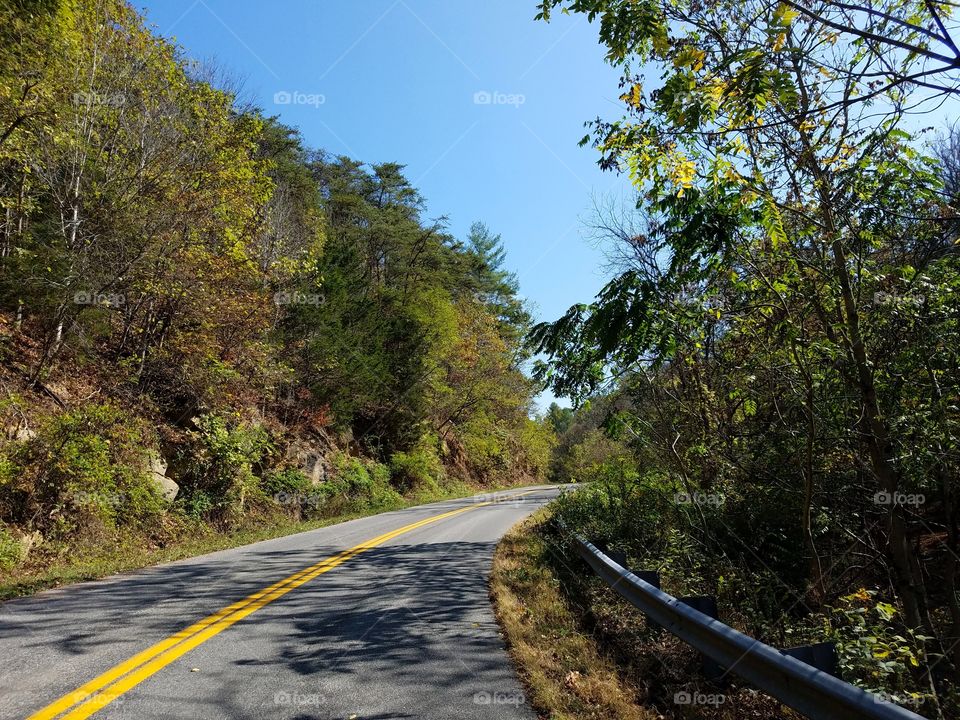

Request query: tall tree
[{"left": 533, "top": 0, "right": 959, "bottom": 646}]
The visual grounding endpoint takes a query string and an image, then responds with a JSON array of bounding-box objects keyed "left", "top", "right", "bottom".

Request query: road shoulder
[{"left": 490, "top": 509, "right": 656, "bottom": 720}]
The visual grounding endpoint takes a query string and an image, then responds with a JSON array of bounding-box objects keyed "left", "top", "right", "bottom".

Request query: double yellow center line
[{"left": 29, "top": 491, "right": 536, "bottom": 719}]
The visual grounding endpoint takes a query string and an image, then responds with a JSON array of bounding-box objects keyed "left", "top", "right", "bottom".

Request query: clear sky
[{"left": 137, "top": 0, "right": 627, "bottom": 410}]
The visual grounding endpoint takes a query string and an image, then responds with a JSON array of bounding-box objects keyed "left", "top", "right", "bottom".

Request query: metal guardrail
[{"left": 565, "top": 529, "right": 928, "bottom": 720}]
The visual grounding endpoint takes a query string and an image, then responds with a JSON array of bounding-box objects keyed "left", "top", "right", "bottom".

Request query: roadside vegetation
[
  {"left": 1, "top": 477, "right": 503, "bottom": 601},
  {"left": 523, "top": 0, "right": 960, "bottom": 718},
  {"left": 491, "top": 510, "right": 656, "bottom": 720},
  {"left": 493, "top": 507, "right": 805, "bottom": 719},
  {"left": 0, "top": 0, "right": 555, "bottom": 594}
]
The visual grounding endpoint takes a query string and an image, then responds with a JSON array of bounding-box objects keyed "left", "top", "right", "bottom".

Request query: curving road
[{"left": 0, "top": 486, "right": 565, "bottom": 720}]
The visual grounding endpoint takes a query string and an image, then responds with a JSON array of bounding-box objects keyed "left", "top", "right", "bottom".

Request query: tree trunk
[{"left": 830, "top": 236, "right": 929, "bottom": 630}]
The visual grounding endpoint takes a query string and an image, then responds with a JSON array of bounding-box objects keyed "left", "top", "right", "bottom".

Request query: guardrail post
[
  {"left": 781, "top": 642, "right": 839, "bottom": 678},
  {"left": 632, "top": 570, "right": 661, "bottom": 589},
  {"left": 678, "top": 596, "right": 725, "bottom": 682},
  {"left": 594, "top": 542, "right": 628, "bottom": 568},
  {"left": 678, "top": 595, "right": 718, "bottom": 618},
  {"left": 592, "top": 542, "right": 661, "bottom": 589}
]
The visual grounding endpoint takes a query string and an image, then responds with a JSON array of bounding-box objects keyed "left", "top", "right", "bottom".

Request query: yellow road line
[{"left": 29, "top": 490, "right": 538, "bottom": 720}]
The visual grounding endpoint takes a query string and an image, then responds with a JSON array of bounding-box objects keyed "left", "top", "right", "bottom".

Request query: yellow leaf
[
  {"left": 772, "top": 3, "right": 799, "bottom": 26},
  {"left": 620, "top": 84, "right": 643, "bottom": 109}
]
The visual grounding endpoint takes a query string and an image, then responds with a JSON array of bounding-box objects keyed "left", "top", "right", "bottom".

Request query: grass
[
  {"left": 490, "top": 508, "right": 657, "bottom": 720},
  {"left": 0, "top": 479, "right": 535, "bottom": 601}
]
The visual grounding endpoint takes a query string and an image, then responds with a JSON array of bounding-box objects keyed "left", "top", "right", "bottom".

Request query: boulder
[
  {"left": 146, "top": 452, "right": 179, "bottom": 502},
  {"left": 285, "top": 437, "right": 332, "bottom": 484}
]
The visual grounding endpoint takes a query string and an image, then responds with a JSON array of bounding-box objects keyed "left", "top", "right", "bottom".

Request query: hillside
[{"left": 0, "top": 0, "right": 555, "bottom": 593}]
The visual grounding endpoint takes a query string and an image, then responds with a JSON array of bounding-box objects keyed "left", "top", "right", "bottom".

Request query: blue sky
[{"left": 137, "top": 0, "right": 627, "bottom": 410}]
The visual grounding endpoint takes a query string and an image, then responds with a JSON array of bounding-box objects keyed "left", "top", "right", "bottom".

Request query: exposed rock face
[
  {"left": 146, "top": 452, "right": 179, "bottom": 502},
  {"left": 285, "top": 432, "right": 335, "bottom": 484},
  {"left": 18, "top": 530, "right": 41, "bottom": 562},
  {"left": 301, "top": 451, "right": 328, "bottom": 483}
]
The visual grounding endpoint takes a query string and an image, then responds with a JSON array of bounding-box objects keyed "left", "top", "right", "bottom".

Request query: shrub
[
  {"left": 4, "top": 403, "right": 166, "bottom": 536},
  {"left": 325, "top": 453, "right": 402, "bottom": 512},
  {"left": 179, "top": 414, "right": 272, "bottom": 524},
  {"left": 553, "top": 429, "right": 633, "bottom": 484},
  {"left": 0, "top": 450, "right": 22, "bottom": 522},
  {"left": 552, "top": 463, "right": 674, "bottom": 562},
  {"left": 460, "top": 413, "right": 508, "bottom": 478},
  {"left": 515, "top": 417, "right": 555, "bottom": 479},
  {"left": 262, "top": 467, "right": 314, "bottom": 499},
  {"left": 261, "top": 467, "right": 320, "bottom": 517},
  {"left": 826, "top": 589, "right": 936, "bottom": 713},
  {"left": 180, "top": 490, "right": 215, "bottom": 521},
  {"left": 390, "top": 446, "right": 444, "bottom": 496},
  {"left": 0, "top": 525, "right": 22, "bottom": 571}
]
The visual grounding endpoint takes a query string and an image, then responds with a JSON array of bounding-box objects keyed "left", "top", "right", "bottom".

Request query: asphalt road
[{"left": 0, "top": 485, "right": 567, "bottom": 720}]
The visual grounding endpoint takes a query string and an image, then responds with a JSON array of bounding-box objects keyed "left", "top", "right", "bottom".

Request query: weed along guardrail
[{"left": 560, "top": 524, "right": 928, "bottom": 720}]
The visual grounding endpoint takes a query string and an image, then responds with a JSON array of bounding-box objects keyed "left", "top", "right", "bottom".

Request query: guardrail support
[
  {"left": 781, "top": 642, "right": 839, "bottom": 678},
  {"left": 678, "top": 596, "right": 724, "bottom": 682},
  {"left": 593, "top": 542, "right": 627, "bottom": 568},
  {"left": 678, "top": 595, "right": 718, "bottom": 618},
  {"left": 632, "top": 570, "right": 661, "bottom": 589}
]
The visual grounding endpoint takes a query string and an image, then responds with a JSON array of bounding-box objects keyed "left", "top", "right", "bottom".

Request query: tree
[
  {"left": 533, "top": 0, "right": 959, "bottom": 670},
  {"left": 466, "top": 221, "right": 531, "bottom": 336},
  {"left": 546, "top": 401, "right": 574, "bottom": 434}
]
